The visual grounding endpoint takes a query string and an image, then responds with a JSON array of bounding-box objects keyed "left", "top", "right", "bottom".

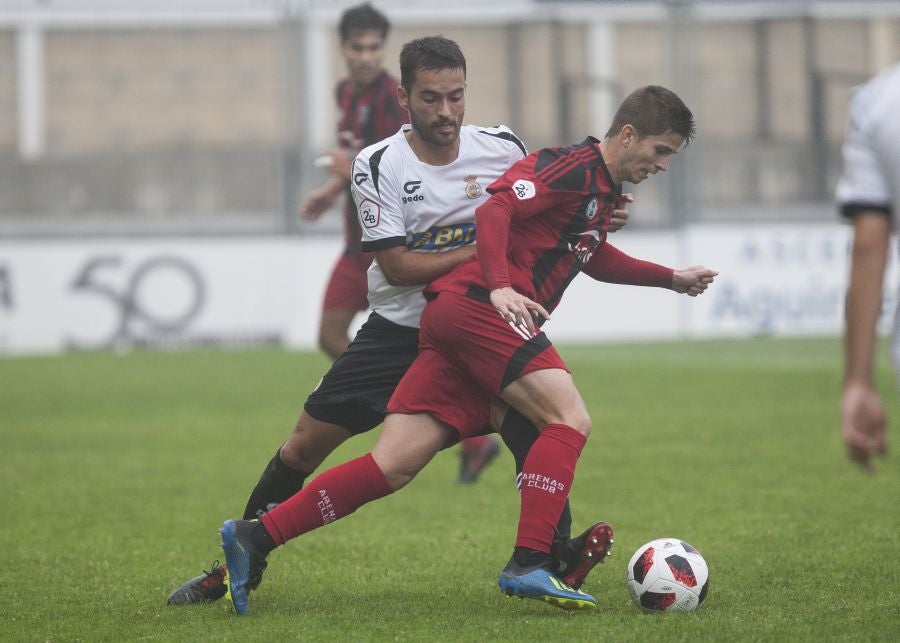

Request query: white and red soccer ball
[{"left": 626, "top": 538, "right": 709, "bottom": 612}]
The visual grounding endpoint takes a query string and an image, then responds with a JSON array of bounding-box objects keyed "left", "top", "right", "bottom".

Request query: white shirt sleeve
[
  {"left": 835, "top": 65, "right": 900, "bottom": 214},
  {"left": 835, "top": 105, "right": 891, "bottom": 211},
  {"left": 352, "top": 149, "right": 407, "bottom": 248}
]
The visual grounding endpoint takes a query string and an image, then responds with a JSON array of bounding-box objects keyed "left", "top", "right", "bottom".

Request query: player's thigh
[
  {"left": 305, "top": 312, "right": 419, "bottom": 434},
  {"left": 499, "top": 368, "right": 591, "bottom": 436},
  {"left": 388, "top": 347, "right": 494, "bottom": 440},
  {"left": 422, "top": 291, "right": 575, "bottom": 406}
]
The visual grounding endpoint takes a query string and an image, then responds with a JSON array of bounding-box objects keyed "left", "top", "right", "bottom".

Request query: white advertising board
[
  {"left": 0, "top": 223, "right": 894, "bottom": 356},
  {"left": 686, "top": 223, "right": 857, "bottom": 338},
  {"left": 0, "top": 238, "right": 340, "bottom": 355}
]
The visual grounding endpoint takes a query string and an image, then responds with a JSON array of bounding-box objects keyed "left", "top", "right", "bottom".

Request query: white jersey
[
  {"left": 351, "top": 124, "right": 527, "bottom": 328},
  {"left": 836, "top": 62, "right": 900, "bottom": 220},
  {"left": 835, "top": 62, "right": 900, "bottom": 369}
]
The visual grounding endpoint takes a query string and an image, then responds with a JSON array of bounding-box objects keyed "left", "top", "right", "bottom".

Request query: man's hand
[
  {"left": 490, "top": 286, "right": 550, "bottom": 338},
  {"left": 841, "top": 380, "right": 888, "bottom": 472},
  {"left": 607, "top": 192, "right": 634, "bottom": 233},
  {"left": 299, "top": 183, "right": 341, "bottom": 220},
  {"left": 300, "top": 149, "right": 355, "bottom": 221},
  {"left": 321, "top": 148, "right": 353, "bottom": 181},
  {"left": 672, "top": 266, "right": 718, "bottom": 296}
]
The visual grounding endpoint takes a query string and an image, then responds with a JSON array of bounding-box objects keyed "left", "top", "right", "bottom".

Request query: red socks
[
  {"left": 261, "top": 453, "right": 393, "bottom": 546},
  {"left": 257, "top": 426, "right": 584, "bottom": 555},
  {"left": 515, "top": 424, "right": 586, "bottom": 553}
]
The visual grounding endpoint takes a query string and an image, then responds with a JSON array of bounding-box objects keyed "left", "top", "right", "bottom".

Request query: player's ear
[
  {"left": 620, "top": 124, "right": 636, "bottom": 148},
  {"left": 397, "top": 85, "right": 409, "bottom": 111}
]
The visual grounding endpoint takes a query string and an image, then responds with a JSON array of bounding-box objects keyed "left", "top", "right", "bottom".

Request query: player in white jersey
[
  {"left": 354, "top": 123, "right": 530, "bottom": 483},
  {"left": 169, "top": 36, "right": 617, "bottom": 608},
  {"left": 837, "top": 62, "right": 900, "bottom": 472},
  {"left": 353, "top": 123, "right": 526, "bottom": 327}
]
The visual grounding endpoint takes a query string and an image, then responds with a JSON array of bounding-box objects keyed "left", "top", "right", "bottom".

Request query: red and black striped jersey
[
  {"left": 427, "top": 136, "right": 670, "bottom": 313},
  {"left": 335, "top": 71, "right": 408, "bottom": 254}
]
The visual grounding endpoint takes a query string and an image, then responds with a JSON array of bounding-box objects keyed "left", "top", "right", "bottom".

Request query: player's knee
[
  {"left": 280, "top": 436, "right": 324, "bottom": 472},
  {"left": 280, "top": 416, "right": 344, "bottom": 472},
  {"left": 372, "top": 451, "right": 423, "bottom": 490},
  {"left": 565, "top": 410, "right": 592, "bottom": 438},
  {"left": 371, "top": 436, "right": 431, "bottom": 491},
  {"left": 381, "top": 466, "right": 419, "bottom": 491}
]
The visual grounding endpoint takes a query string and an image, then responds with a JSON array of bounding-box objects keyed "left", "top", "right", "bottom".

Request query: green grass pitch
[{"left": 2, "top": 337, "right": 898, "bottom": 641}]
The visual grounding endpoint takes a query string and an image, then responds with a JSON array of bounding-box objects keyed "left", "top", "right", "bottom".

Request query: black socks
[
  {"left": 249, "top": 520, "right": 278, "bottom": 556},
  {"left": 242, "top": 447, "right": 310, "bottom": 520},
  {"left": 513, "top": 546, "right": 551, "bottom": 568}
]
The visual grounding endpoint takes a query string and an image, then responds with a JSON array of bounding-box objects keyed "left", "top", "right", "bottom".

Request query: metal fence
[{"left": 0, "top": 0, "right": 897, "bottom": 236}]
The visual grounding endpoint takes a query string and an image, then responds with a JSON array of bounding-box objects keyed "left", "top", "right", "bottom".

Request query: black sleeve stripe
[
  {"left": 368, "top": 144, "right": 390, "bottom": 196},
  {"left": 361, "top": 236, "right": 407, "bottom": 252},
  {"left": 840, "top": 202, "right": 892, "bottom": 219},
  {"left": 478, "top": 129, "right": 527, "bottom": 157}
]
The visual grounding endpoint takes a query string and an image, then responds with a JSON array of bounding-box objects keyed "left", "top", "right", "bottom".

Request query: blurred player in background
[
  {"left": 217, "top": 85, "right": 716, "bottom": 616},
  {"left": 168, "top": 35, "right": 617, "bottom": 608},
  {"left": 837, "top": 61, "right": 900, "bottom": 473},
  {"left": 299, "top": 2, "right": 499, "bottom": 483},
  {"left": 300, "top": 3, "right": 405, "bottom": 360}
]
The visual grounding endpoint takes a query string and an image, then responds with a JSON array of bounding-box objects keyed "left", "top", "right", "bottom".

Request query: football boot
[
  {"left": 166, "top": 561, "right": 227, "bottom": 605},
  {"left": 551, "top": 521, "right": 614, "bottom": 589},
  {"left": 498, "top": 558, "right": 596, "bottom": 611},
  {"left": 219, "top": 519, "right": 270, "bottom": 615}
]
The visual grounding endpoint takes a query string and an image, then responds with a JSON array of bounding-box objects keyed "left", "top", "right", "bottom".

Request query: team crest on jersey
[
  {"left": 464, "top": 175, "right": 482, "bottom": 199},
  {"left": 512, "top": 179, "right": 536, "bottom": 200},
  {"left": 569, "top": 230, "right": 601, "bottom": 265},
  {"left": 585, "top": 197, "right": 598, "bottom": 220}
]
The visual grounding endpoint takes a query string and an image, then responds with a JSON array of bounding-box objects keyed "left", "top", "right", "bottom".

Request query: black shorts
[{"left": 304, "top": 311, "right": 419, "bottom": 434}]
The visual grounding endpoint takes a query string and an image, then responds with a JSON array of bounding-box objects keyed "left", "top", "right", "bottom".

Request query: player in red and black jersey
[
  {"left": 394, "top": 88, "right": 716, "bottom": 610},
  {"left": 300, "top": 3, "right": 407, "bottom": 360},
  {"left": 216, "top": 85, "right": 717, "bottom": 614},
  {"left": 426, "top": 136, "right": 670, "bottom": 314}
]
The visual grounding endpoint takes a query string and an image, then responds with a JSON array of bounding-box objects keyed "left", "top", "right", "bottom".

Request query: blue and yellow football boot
[
  {"left": 498, "top": 559, "right": 597, "bottom": 611},
  {"left": 219, "top": 519, "right": 269, "bottom": 616}
]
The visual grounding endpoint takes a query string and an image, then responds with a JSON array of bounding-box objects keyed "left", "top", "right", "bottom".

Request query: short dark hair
[
  {"left": 339, "top": 3, "right": 390, "bottom": 43},
  {"left": 605, "top": 85, "right": 696, "bottom": 146},
  {"left": 399, "top": 36, "right": 466, "bottom": 93}
]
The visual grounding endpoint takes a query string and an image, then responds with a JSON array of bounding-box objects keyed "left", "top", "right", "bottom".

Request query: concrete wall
[{"left": 0, "top": 14, "right": 897, "bottom": 230}]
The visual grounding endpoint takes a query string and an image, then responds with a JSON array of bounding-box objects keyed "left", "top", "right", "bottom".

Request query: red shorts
[
  {"left": 388, "top": 290, "right": 568, "bottom": 439},
  {"left": 322, "top": 252, "right": 373, "bottom": 312}
]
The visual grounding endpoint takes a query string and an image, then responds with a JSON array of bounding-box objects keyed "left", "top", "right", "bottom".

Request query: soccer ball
[{"left": 626, "top": 538, "right": 709, "bottom": 612}]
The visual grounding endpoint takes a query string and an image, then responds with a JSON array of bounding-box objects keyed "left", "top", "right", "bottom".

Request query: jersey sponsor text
[{"left": 410, "top": 223, "right": 476, "bottom": 251}]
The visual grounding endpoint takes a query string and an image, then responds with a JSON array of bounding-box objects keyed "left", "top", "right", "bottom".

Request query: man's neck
[
  {"left": 405, "top": 130, "right": 460, "bottom": 166},
  {"left": 597, "top": 139, "right": 622, "bottom": 185},
  {"left": 349, "top": 72, "right": 379, "bottom": 95}
]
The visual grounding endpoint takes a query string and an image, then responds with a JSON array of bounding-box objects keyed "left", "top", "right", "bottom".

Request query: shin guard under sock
[
  {"left": 502, "top": 410, "right": 574, "bottom": 540},
  {"left": 242, "top": 447, "right": 311, "bottom": 520},
  {"left": 515, "top": 424, "right": 586, "bottom": 553},
  {"left": 261, "top": 453, "right": 393, "bottom": 546}
]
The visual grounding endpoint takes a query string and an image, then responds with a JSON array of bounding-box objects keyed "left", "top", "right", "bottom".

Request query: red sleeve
[
  {"left": 583, "top": 242, "right": 674, "bottom": 287},
  {"left": 474, "top": 191, "right": 515, "bottom": 290},
  {"left": 476, "top": 155, "right": 559, "bottom": 290}
]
